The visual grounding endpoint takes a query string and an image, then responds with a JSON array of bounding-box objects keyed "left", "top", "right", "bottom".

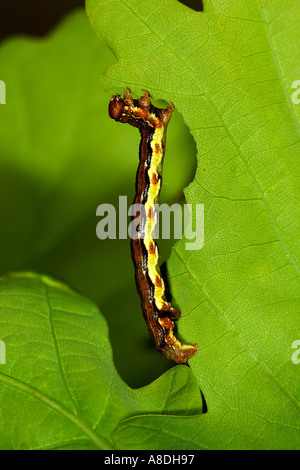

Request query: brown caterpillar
[{"left": 109, "top": 88, "right": 198, "bottom": 363}]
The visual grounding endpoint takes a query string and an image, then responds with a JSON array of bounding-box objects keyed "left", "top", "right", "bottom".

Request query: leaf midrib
[{"left": 44, "top": 282, "right": 80, "bottom": 416}]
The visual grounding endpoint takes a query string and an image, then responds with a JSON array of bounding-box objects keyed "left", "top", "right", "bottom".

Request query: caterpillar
[{"left": 109, "top": 88, "right": 198, "bottom": 364}]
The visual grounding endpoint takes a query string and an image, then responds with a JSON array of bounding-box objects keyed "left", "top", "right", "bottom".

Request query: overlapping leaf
[
  {"left": 0, "top": 9, "right": 196, "bottom": 385},
  {"left": 86, "top": 0, "right": 300, "bottom": 448},
  {"left": 0, "top": 273, "right": 202, "bottom": 450}
]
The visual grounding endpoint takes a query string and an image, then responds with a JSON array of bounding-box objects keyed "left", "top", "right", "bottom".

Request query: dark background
[{"left": 0, "top": 0, "right": 203, "bottom": 41}]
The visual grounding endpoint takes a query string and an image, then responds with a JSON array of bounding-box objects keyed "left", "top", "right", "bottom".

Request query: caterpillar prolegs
[{"left": 109, "top": 89, "right": 198, "bottom": 364}]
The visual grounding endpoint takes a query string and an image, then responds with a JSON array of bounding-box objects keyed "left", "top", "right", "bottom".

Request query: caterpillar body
[{"left": 109, "top": 89, "right": 198, "bottom": 364}]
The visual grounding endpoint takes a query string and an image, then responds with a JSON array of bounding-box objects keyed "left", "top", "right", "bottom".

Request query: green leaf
[
  {"left": 0, "top": 9, "right": 196, "bottom": 385},
  {"left": 0, "top": 273, "right": 202, "bottom": 450},
  {"left": 86, "top": 0, "right": 300, "bottom": 449},
  {"left": 0, "top": 9, "right": 194, "bottom": 273}
]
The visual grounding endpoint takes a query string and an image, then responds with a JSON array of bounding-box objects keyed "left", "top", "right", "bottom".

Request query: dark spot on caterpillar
[
  {"left": 151, "top": 173, "right": 159, "bottom": 185},
  {"left": 161, "top": 302, "right": 170, "bottom": 312},
  {"left": 169, "top": 306, "right": 181, "bottom": 320},
  {"left": 165, "top": 334, "right": 175, "bottom": 345},
  {"left": 148, "top": 242, "right": 156, "bottom": 254},
  {"left": 155, "top": 275, "right": 162, "bottom": 288},
  {"left": 159, "top": 317, "right": 173, "bottom": 329}
]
